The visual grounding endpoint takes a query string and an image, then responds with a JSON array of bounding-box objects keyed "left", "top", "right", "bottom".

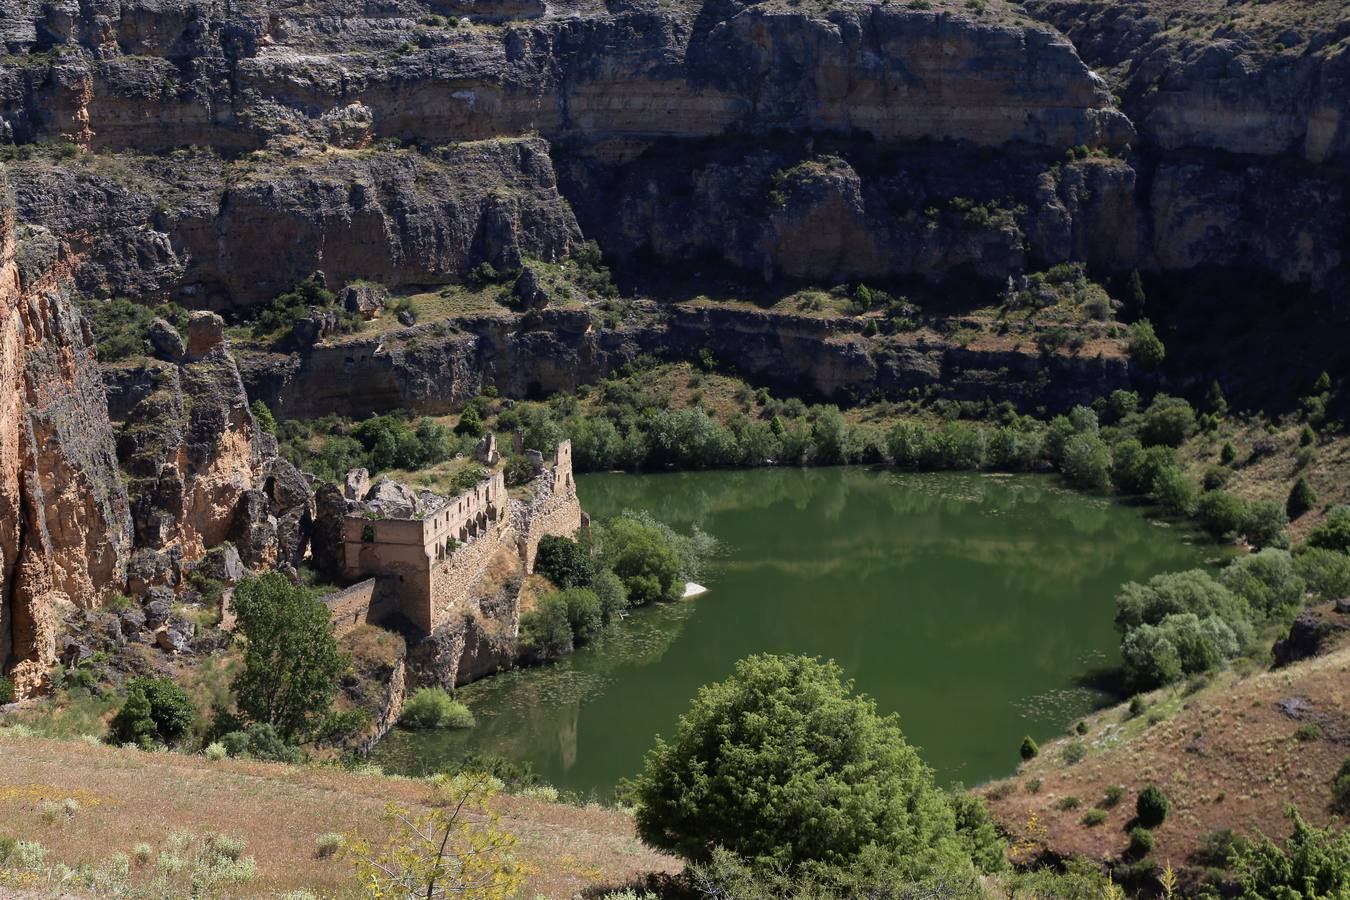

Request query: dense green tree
[
  {"left": 1333, "top": 759, "right": 1350, "bottom": 813},
  {"left": 1122, "top": 614, "right": 1239, "bottom": 689},
  {"left": 1061, "top": 432, "right": 1111, "bottom": 491},
  {"left": 598, "top": 516, "right": 683, "bottom": 605},
  {"left": 1307, "top": 506, "right": 1350, "bottom": 554},
  {"left": 1149, "top": 464, "right": 1197, "bottom": 517},
  {"left": 1295, "top": 549, "right": 1350, "bottom": 603},
  {"left": 886, "top": 422, "right": 928, "bottom": 469},
  {"left": 519, "top": 593, "right": 573, "bottom": 659},
  {"left": 220, "top": 723, "right": 303, "bottom": 762},
  {"left": 633, "top": 655, "right": 963, "bottom": 879},
  {"left": 810, "top": 406, "right": 852, "bottom": 465},
  {"left": 1139, "top": 395, "right": 1196, "bottom": 448},
  {"left": 568, "top": 416, "right": 622, "bottom": 471},
  {"left": 1020, "top": 736, "right": 1039, "bottom": 761},
  {"left": 534, "top": 535, "right": 594, "bottom": 588},
  {"left": 1206, "top": 380, "right": 1229, "bottom": 417},
  {"left": 949, "top": 792, "right": 1007, "bottom": 875},
  {"left": 1243, "top": 499, "right": 1290, "bottom": 549},
  {"left": 1220, "top": 549, "right": 1306, "bottom": 621},
  {"left": 250, "top": 399, "right": 277, "bottom": 435},
  {"left": 454, "top": 404, "right": 484, "bottom": 437},
  {"left": 351, "top": 414, "right": 452, "bottom": 474},
  {"left": 560, "top": 587, "right": 603, "bottom": 644},
  {"left": 110, "top": 677, "right": 197, "bottom": 748},
  {"left": 1195, "top": 490, "right": 1249, "bottom": 541},
  {"left": 1136, "top": 784, "right": 1169, "bottom": 829},
  {"left": 1127, "top": 319, "right": 1165, "bottom": 368},
  {"left": 1104, "top": 389, "right": 1140, "bottom": 422},
  {"left": 1114, "top": 569, "right": 1245, "bottom": 633},
  {"left": 1288, "top": 476, "right": 1318, "bottom": 519},
  {"left": 82, "top": 298, "right": 188, "bottom": 361},
  {"left": 590, "top": 569, "right": 629, "bottom": 620},
  {"left": 230, "top": 573, "right": 348, "bottom": 743}
]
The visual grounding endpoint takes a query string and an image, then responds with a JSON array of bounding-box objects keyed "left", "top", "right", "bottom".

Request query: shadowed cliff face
[{"left": 0, "top": 167, "right": 132, "bottom": 695}]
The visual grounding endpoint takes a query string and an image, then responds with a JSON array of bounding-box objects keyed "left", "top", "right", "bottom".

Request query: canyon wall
[
  {"left": 0, "top": 165, "right": 131, "bottom": 694},
  {"left": 0, "top": 0, "right": 1343, "bottom": 314}
]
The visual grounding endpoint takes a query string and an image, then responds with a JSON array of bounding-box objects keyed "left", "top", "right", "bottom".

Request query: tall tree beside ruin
[{"left": 230, "top": 573, "right": 348, "bottom": 743}]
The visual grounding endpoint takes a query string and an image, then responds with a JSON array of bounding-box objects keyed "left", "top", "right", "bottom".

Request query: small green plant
[
  {"left": 400, "top": 688, "right": 474, "bottom": 730},
  {"left": 1074, "top": 720, "right": 1088, "bottom": 735},
  {"left": 1082, "top": 808, "right": 1108, "bottom": 827},
  {"left": 1026, "top": 778, "right": 1042, "bottom": 794},
  {"left": 1295, "top": 723, "right": 1323, "bottom": 742},
  {"left": 1128, "top": 826, "right": 1154, "bottom": 858},
  {"left": 205, "top": 741, "right": 227, "bottom": 761},
  {"left": 1060, "top": 741, "right": 1087, "bottom": 765},
  {"left": 133, "top": 843, "right": 153, "bottom": 864},
  {"left": 1136, "top": 784, "right": 1169, "bottom": 828},
  {"left": 1056, "top": 796, "right": 1081, "bottom": 811},
  {"left": 1128, "top": 695, "right": 1147, "bottom": 718},
  {"left": 0, "top": 676, "right": 12, "bottom": 705},
  {"left": 1020, "top": 735, "right": 1040, "bottom": 761},
  {"left": 250, "top": 399, "right": 277, "bottom": 435},
  {"left": 315, "top": 832, "right": 343, "bottom": 859},
  {"left": 1103, "top": 785, "right": 1125, "bottom": 808}
]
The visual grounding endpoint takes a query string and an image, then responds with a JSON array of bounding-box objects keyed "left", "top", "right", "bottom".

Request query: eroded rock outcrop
[
  {"left": 115, "top": 312, "right": 311, "bottom": 578},
  {"left": 0, "top": 167, "right": 132, "bottom": 694}
]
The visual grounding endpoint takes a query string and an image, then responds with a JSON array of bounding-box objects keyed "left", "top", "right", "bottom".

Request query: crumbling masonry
[{"left": 337, "top": 441, "right": 581, "bottom": 634}]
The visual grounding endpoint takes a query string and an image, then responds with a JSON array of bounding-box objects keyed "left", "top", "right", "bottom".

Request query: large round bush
[{"left": 633, "top": 654, "right": 960, "bottom": 878}]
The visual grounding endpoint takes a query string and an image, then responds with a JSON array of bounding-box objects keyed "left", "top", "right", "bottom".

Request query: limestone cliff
[
  {"left": 6, "top": 138, "right": 581, "bottom": 307},
  {"left": 0, "top": 166, "right": 132, "bottom": 695},
  {"left": 0, "top": 0, "right": 1127, "bottom": 155}
]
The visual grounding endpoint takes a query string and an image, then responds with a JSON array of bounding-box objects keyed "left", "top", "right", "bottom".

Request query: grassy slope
[
  {"left": 0, "top": 732, "right": 677, "bottom": 897},
  {"left": 982, "top": 624, "right": 1350, "bottom": 871}
]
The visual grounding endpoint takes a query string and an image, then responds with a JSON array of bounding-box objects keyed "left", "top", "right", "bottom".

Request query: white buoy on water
[{"left": 682, "top": 582, "right": 708, "bottom": 599}]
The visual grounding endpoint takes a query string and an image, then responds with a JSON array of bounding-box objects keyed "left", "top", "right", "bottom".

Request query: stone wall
[
  {"left": 322, "top": 578, "right": 378, "bottom": 637},
  {"left": 425, "top": 517, "right": 513, "bottom": 634},
  {"left": 515, "top": 441, "right": 582, "bottom": 572}
]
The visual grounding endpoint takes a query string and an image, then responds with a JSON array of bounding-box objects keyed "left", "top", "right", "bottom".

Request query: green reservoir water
[{"left": 372, "top": 468, "right": 1210, "bottom": 795}]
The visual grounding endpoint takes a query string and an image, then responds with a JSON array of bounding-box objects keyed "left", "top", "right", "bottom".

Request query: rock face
[
  {"left": 0, "top": 0, "right": 1127, "bottom": 155},
  {"left": 6, "top": 139, "right": 581, "bottom": 307},
  {"left": 0, "top": 0, "right": 1343, "bottom": 350},
  {"left": 114, "top": 312, "right": 311, "bottom": 575},
  {"left": 0, "top": 167, "right": 132, "bottom": 694}
]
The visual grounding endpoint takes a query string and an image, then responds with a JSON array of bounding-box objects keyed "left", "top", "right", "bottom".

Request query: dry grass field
[
  {"left": 983, "top": 629, "right": 1350, "bottom": 871},
  {"left": 0, "top": 732, "right": 678, "bottom": 897}
]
